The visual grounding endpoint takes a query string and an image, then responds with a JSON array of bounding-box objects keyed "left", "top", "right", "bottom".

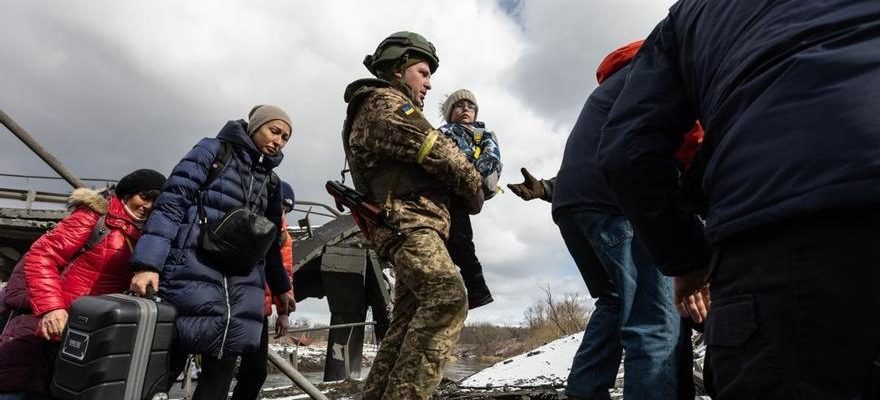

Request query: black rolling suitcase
[{"left": 51, "top": 292, "right": 176, "bottom": 400}]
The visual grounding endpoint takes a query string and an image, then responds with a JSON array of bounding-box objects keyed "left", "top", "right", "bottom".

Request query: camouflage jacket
[{"left": 344, "top": 81, "right": 482, "bottom": 255}]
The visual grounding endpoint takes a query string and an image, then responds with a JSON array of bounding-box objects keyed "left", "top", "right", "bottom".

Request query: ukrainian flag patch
[{"left": 399, "top": 103, "right": 415, "bottom": 116}]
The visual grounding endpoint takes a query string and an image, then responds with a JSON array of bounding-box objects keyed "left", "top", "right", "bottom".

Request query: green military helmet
[{"left": 363, "top": 31, "right": 439, "bottom": 78}]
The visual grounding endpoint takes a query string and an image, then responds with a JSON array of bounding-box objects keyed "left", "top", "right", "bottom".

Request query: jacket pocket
[
  {"left": 592, "top": 214, "right": 634, "bottom": 249},
  {"left": 705, "top": 294, "right": 786, "bottom": 397},
  {"left": 706, "top": 294, "right": 756, "bottom": 347}
]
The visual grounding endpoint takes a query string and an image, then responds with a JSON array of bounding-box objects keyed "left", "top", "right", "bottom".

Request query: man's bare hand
[
  {"left": 674, "top": 267, "right": 711, "bottom": 323},
  {"left": 507, "top": 168, "right": 545, "bottom": 201},
  {"left": 273, "top": 291, "right": 296, "bottom": 338},
  {"left": 130, "top": 270, "right": 159, "bottom": 296},
  {"left": 275, "top": 312, "right": 290, "bottom": 338}
]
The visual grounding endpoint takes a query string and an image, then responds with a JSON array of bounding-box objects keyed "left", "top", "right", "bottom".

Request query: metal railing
[
  {"left": 287, "top": 321, "right": 375, "bottom": 334},
  {"left": 177, "top": 321, "right": 376, "bottom": 400}
]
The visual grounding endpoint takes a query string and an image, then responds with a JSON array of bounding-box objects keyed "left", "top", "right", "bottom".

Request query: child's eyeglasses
[{"left": 453, "top": 101, "right": 477, "bottom": 112}]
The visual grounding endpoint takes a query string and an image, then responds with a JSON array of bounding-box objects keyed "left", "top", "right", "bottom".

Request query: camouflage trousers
[{"left": 363, "top": 228, "right": 468, "bottom": 400}]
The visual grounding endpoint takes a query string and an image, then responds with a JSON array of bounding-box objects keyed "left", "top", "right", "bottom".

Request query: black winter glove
[
  {"left": 464, "top": 190, "right": 485, "bottom": 215},
  {"left": 507, "top": 168, "right": 546, "bottom": 201}
]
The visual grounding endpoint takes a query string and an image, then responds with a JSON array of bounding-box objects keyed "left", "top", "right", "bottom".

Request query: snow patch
[{"left": 459, "top": 333, "right": 581, "bottom": 388}]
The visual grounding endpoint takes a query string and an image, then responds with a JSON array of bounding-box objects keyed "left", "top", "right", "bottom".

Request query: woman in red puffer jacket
[{"left": 0, "top": 169, "right": 165, "bottom": 398}]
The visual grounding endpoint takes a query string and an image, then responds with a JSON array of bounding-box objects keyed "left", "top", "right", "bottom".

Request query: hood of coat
[
  {"left": 66, "top": 188, "right": 142, "bottom": 237},
  {"left": 596, "top": 40, "right": 645, "bottom": 84},
  {"left": 67, "top": 188, "right": 108, "bottom": 215},
  {"left": 217, "top": 120, "right": 284, "bottom": 169}
]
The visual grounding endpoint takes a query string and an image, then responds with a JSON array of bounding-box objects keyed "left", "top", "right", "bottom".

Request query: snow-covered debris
[{"left": 459, "top": 333, "right": 581, "bottom": 388}]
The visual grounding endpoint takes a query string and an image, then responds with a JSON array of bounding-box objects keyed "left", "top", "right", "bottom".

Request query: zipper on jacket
[
  {"left": 218, "top": 275, "right": 232, "bottom": 359},
  {"left": 250, "top": 155, "right": 263, "bottom": 196},
  {"left": 247, "top": 172, "right": 255, "bottom": 208}
]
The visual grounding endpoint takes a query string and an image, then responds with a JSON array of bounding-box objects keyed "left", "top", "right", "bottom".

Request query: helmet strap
[{"left": 390, "top": 55, "right": 424, "bottom": 109}]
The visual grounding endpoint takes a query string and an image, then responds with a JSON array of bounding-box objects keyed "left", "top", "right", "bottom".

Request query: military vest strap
[
  {"left": 341, "top": 80, "right": 445, "bottom": 204},
  {"left": 342, "top": 79, "right": 392, "bottom": 200}
]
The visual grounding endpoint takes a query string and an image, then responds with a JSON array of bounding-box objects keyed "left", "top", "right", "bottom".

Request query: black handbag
[{"left": 197, "top": 150, "right": 278, "bottom": 275}]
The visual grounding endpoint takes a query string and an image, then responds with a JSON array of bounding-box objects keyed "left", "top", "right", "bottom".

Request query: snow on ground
[
  {"left": 270, "top": 343, "right": 326, "bottom": 360},
  {"left": 459, "top": 333, "right": 581, "bottom": 388},
  {"left": 270, "top": 342, "right": 378, "bottom": 357}
]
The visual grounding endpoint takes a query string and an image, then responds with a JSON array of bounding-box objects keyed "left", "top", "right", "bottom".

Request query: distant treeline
[{"left": 457, "top": 288, "right": 593, "bottom": 359}]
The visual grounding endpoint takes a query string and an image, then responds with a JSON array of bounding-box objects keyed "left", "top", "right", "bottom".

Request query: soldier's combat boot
[{"left": 463, "top": 271, "right": 493, "bottom": 310}]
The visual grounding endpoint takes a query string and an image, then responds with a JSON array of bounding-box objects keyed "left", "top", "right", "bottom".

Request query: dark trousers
[
  {"left": 167, "top": 319, "right": 270, "bottom": 400},
  {"left": 707, "top": 209, "right": 880, "bottom": 399},
  {"left": 231, "top": 317, "right": 269, "bottom": 400},
  {"left": 448, "top": 204, "right": 492, "bottom": 306},
  {"left": 169, "top": 351, "right": 236, "bottom": 400}
]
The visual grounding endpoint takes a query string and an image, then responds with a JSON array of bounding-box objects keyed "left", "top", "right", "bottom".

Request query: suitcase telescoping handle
[{"left": 124, "top": 286, "right": 163, "bottom": 303}]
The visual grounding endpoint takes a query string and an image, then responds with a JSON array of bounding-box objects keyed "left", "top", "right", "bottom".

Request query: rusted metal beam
[{"left": 0, "top": 109, "right": 86, "bottom": 189}]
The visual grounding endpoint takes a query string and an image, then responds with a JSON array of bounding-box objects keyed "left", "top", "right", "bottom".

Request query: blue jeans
[{"left": 555, "top": 209, "right": 680, "bottom": 400}]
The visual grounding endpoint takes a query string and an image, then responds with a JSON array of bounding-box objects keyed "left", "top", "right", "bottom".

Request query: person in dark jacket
[
  {"left": 130, "top": 105, "right": 294, "bottom": 400},
  {"left": 598, "top": 2, "right": 880, "bottom": 398},
  {"left": 0, "top": 169, "right": 165, "bottom": 399},
  {"left": 231, "top": 180, "right": 296, "bottom": 400},
  {"left": 508, "top": 41, "right": 701, "bottom": 400}
]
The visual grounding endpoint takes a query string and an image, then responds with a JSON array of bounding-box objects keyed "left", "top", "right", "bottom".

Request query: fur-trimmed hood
[{"left": 66, "top": 188, "right": 109, "bottom": 215}]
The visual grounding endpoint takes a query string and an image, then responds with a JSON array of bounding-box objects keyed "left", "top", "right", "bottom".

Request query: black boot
[
  {"left": 447, "top": 203, "right": 493, "bottom": 309},
  {"left": 463, "top": 271, "right": 493, "bottom": 310}
]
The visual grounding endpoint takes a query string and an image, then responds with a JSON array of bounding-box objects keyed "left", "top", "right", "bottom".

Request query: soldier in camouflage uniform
[{"left": 341, "top": 32, "right": 484, "bottom": 400}]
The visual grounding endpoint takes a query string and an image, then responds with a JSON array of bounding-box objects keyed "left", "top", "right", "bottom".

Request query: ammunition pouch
[{"left": 361, "top": 160, "right": 445, "bottom": 204}]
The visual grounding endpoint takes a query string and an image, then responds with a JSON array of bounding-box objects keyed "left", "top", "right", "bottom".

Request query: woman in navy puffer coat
[{"left": 130, "top": 105, "right": 294, "bottom": 399}]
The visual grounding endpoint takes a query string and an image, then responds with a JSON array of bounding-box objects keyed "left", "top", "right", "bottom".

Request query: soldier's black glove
[
  {"left": 507, "top": 168, "right": 545, "bottom": 201},
  {"left": 464, "top": 191, "right": 485, "bottom": 215}
]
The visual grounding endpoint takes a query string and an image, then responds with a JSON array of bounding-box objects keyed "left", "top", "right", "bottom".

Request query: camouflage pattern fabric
[
  {"left": 345, "top": 84, "right": 476, "bottom": 399},
  {"left": 362, "top": 228, "right": 468, "bottom": 400},
  {"left": 347, "top": 86, "right": 482, "bottom": 256}
]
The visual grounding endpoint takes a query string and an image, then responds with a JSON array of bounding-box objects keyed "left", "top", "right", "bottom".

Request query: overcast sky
[{"left": 0, "top": 0, "right": 677, "bottom": 325}]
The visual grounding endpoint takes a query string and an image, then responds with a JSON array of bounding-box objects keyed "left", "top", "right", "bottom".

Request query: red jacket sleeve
[{"left": 25, "top": 207, "right": 98, "bottom": 316}]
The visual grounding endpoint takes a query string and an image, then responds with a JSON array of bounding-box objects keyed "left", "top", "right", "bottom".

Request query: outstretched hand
[{"left": 507, "top": 168, "right": 545, "bottom": 201}]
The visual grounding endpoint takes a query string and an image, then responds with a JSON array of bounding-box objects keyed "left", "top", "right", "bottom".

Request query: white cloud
[{"left": 0, "top": 0, "right": 674, "bottom": 325}]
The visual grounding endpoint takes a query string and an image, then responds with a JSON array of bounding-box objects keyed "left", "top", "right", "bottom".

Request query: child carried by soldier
[{"left": 439, "top": 89, "right": 501, "bottom": 309}]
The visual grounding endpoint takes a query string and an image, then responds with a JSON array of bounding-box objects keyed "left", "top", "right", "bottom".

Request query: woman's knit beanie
[
  {"left": 115, "top": 169, "right": 166, "bottom": 198},
  {"left": 247, "top": 105, "right": 292, "bottom": 136}
]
